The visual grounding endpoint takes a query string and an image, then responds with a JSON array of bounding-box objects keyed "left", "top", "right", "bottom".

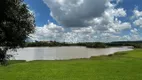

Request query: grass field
[{"left": 0, "top": 49, "right": 142, "bottom": 80}]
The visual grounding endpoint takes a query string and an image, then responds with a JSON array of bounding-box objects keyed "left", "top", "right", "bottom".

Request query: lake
[{"left": 8, "top": 46, "right": 133, "bottom": 61}]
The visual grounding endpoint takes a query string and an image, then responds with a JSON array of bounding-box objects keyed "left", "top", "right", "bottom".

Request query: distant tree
[
  {"left": 86, "top": 42, "right": 107, "bottom": 48},
  {"left": 0, "top": 0, "right": 35, "bottom": 65}
]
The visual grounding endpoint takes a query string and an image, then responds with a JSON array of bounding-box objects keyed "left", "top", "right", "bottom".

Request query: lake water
[{"left": 8, "top": 46, "right": 133, "bottom": 61}]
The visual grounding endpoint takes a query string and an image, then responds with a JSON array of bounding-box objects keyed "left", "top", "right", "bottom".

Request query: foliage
[
  {"left": 107, "top": 41, "right": 142, "bottom": 48},
  {"left": 86, "top": 42, "right": 107, "bottom": 48},
  {"left": 26, "top": 40, "right": 142, "bottom": 48},
  {"left": 0, "top": 0, "right": 35, "bottom": 65},
  {"left": 26, "top": 41, "right": 108, "bottom": 48}
]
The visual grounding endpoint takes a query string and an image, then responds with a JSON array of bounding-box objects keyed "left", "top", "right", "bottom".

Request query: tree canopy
[{"left": 0, "top": 0, "right": 35, "bottom": 65}]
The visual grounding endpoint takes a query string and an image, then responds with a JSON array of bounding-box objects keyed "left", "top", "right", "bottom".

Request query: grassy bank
[{"left": 0, "top": 49, "right": 142, "bottom": 80}]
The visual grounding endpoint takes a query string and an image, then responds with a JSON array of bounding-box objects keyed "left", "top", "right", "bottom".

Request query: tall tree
[{"left": 0, "top": 0, "right": 35, "bottom": 65}]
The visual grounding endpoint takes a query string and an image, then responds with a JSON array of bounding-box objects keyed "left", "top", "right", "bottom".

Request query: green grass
[
  {"left": 0, "top": 49, "right": 142, "bottom": 80},
  {"left": 122, "top": 49, "right": 142, "bottom": 58}
]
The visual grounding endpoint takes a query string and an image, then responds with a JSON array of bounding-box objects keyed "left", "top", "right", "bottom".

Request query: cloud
[
  {"left": 130, "top": 34, "right": 142, "bottom": 41},
  {"left": 133, "top": 17, "right": 142, "bottom": 28},
  {"left": 30, "top": 22, "right": 64, "bottom": 41},
  {"left": 133, "top": 9, "right": 142, "bottom": 18},
  {"left": 87, "top": 2, "right": 130, "bottom": 33},
  {"left": 43, "top": 0, "right": 107, "bottom": 27},
  {"left": 131, "top": 28, "right": 138, "bottom": 34},
  {"left": 29, "top": 0, "right": 138, "bottom": 42},
  {"left": 132, "top": 9, "right": 142, "bottom": 28},
  {"left": 116, "top": 0, "right": 123, "bottom": 4}
]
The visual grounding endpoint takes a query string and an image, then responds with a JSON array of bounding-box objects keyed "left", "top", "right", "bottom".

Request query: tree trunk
[{"left": 0, "top": 48, "right": 8, "bottom": 65}]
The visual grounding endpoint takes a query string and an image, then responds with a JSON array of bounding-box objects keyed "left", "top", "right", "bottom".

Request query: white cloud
[
  {"left": 130, "top": 34, "right": 142, "bottom": 41},
  {"left": 113, "top": 8, "right": 127, "bottom": 17},
  {"left": 29, "top": 0, "right": 137, "bottom": 42},
  {"left": 133, "top": 17, "right": 142, "bottom": 28},
  {"left": 133, "top": 9, "right": 142, "bottom": 18},
  {"left": 31, "top": 22, "right": 64, "bottom": 41},
  {"left": 88, "top": 2, "right": 130, "bottom": 33},
  {"left": 131, "top": 28, "right": 138, "bottom": 34},
  {"left": 116, "top": 0, "right": 123, "bottom": 4},
  {"left": 116, "top": 22, "right": 131, "bottom": 31},
  {"left": 132, "top": 9, "right": 142, "bottom": 28}
]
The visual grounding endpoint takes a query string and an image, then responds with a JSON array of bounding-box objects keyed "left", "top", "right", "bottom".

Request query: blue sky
[
  {"left": 24, "top": 0, "right": 142, "bottom": 42},
  {"left": 24, "top": 0, "right": 142, "bottom": 26},
  {"left": 24, "top": 0, "right": 57, "bottom": 27}
]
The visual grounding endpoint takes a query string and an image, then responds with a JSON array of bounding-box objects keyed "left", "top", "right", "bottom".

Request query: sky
[{"left": 24, "top": 0, "right": 142, "bottom": 42}]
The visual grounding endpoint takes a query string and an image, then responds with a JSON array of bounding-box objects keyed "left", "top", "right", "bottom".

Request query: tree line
[
  {"left": 25, "top": 41, "right": 142, "bottom": 48},
  {"left": 25, "top": 41, "right": 107, "bottom": 48}
]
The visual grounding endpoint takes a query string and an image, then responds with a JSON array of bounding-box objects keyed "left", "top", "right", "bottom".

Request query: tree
[{"left": 0, "top": 0, "right": 35, "bottom": 65}]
